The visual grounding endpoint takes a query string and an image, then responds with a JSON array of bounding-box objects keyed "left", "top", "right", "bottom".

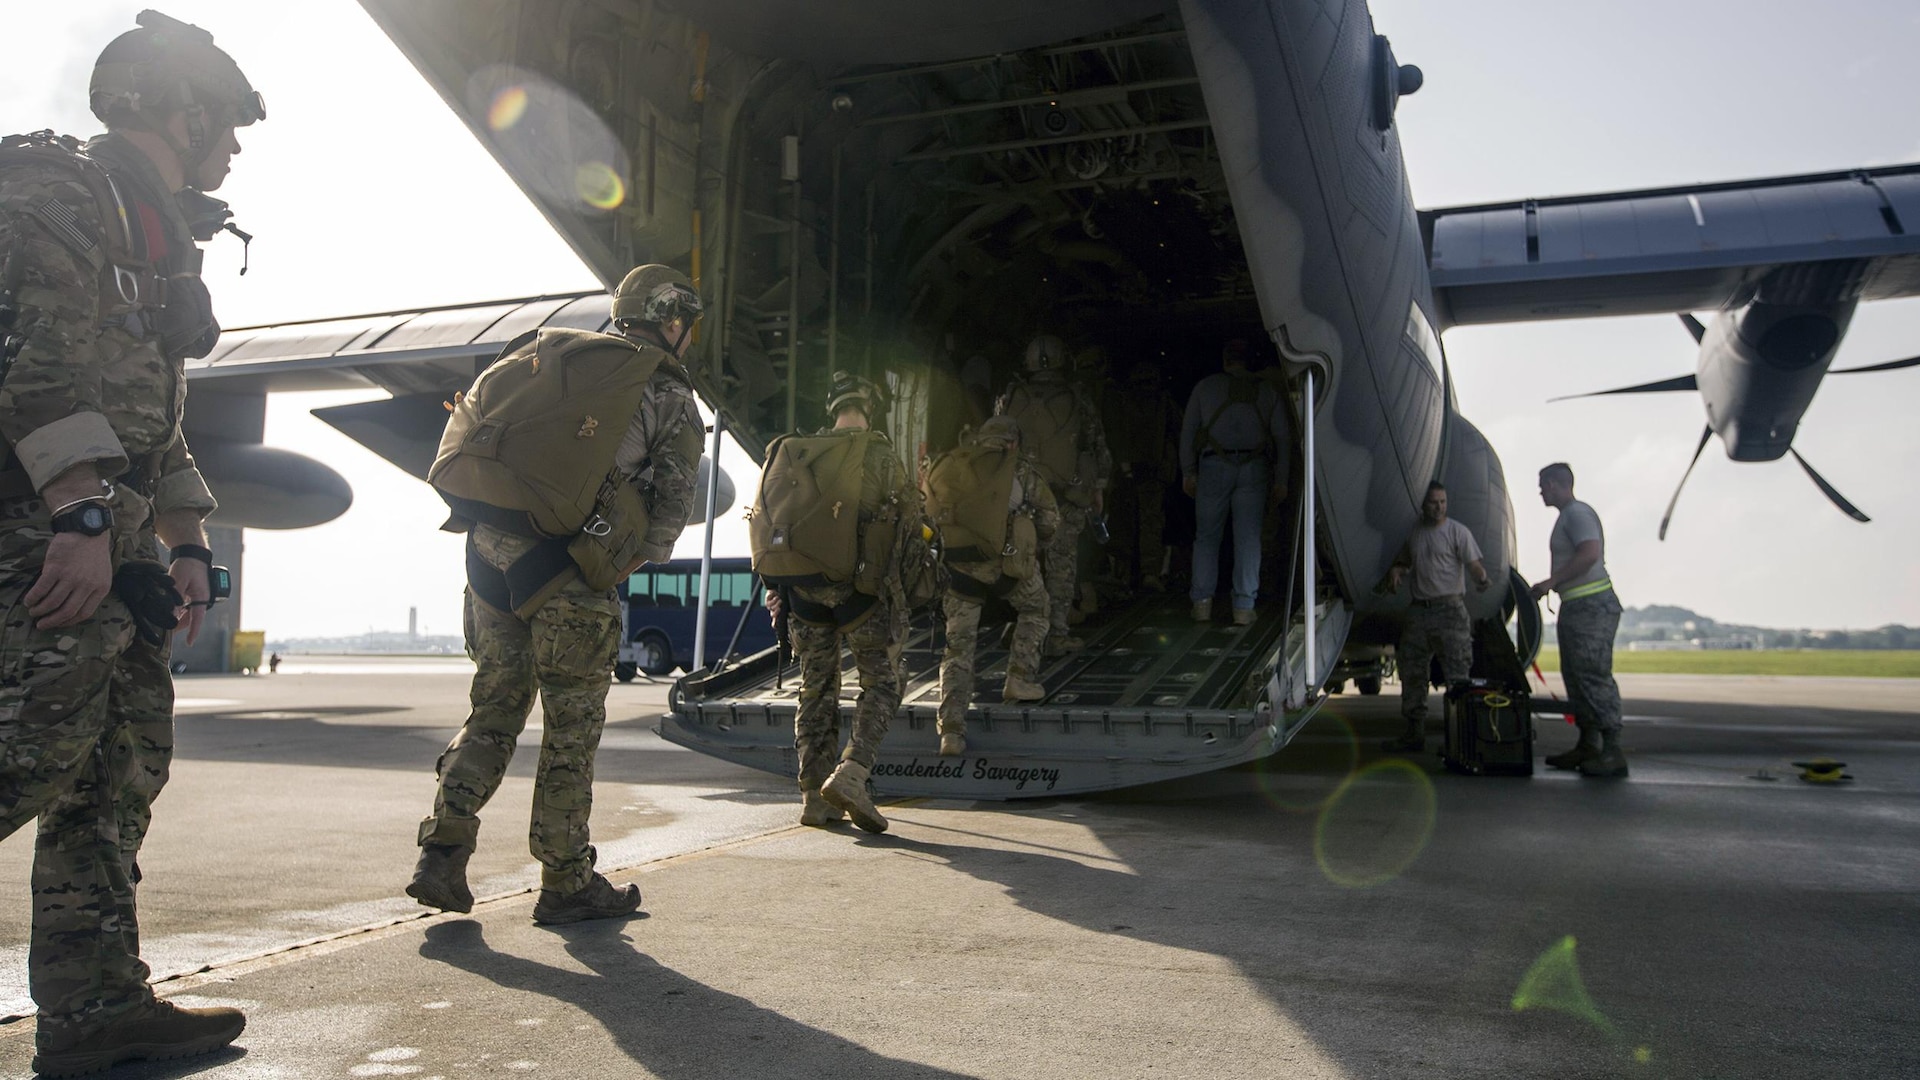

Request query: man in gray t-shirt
[
  {"left": 1529, "top": 462, "right": 1627, "bottom": 778},
  {"left": 1381, "top": 482, "right": 1489, "bottom": 752}
]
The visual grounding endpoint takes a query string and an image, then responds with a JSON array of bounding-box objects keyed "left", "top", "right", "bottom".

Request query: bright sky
[{"left": 6, "top": 1, "right": 1918, "bottom": 636}]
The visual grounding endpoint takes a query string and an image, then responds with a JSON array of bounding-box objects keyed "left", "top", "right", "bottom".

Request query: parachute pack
[
  {"left": 1198, "top": 373, "right": 1279, "bottom": 457},
  {"left": 430, "top": 327, "right": 665, "bottom": 606},
  {"left": 750, "top": 430, "right": 884, "bottom": 589},
  {"left": 1000, "top": 377, "right": 1093, "bottom": 502},
  {"left": 924, "top": 439, "right": 1017, "bottom": 565}
]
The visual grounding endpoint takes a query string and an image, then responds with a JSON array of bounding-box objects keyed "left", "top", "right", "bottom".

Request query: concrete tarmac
[{"left": 2, "top": 659, "right": 1915, "bottom": 1078}]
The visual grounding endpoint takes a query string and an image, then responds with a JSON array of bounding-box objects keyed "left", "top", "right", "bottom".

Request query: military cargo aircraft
[{"left": 185, "top": 0, "right": 1920, "bottom": 796}]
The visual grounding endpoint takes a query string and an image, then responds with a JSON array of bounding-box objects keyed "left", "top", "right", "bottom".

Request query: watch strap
[{"left": 169, "top": 543, "right": 215, "bottom": 565}]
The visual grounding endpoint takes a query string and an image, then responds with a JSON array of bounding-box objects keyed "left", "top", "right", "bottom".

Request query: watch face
[{"left": 80, "top": 506, "right": 109, "bottom": 532}]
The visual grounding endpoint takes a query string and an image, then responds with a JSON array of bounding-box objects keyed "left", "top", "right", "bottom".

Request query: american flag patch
[{"left": 32, "top": 199, "right": 98, "bottom": 255}]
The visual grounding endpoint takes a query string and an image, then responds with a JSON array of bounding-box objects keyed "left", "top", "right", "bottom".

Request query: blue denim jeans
[{"left": 1190, "top": 454, "right": 1268, "bottom": 610}]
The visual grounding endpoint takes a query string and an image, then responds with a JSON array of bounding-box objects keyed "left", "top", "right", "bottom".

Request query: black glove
[{"left": 113, "top": 561, "right": 183, "bottom": 646}]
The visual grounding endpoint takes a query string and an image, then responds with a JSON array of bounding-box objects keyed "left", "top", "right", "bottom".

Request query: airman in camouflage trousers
[
  {"left": 417, "top": 526, "right": 624, "bottom": 894},
  {"left": 937, "top": 418, "right": 1058, "bottom": 752},
  {"left": 1397, "top": 599, "right": 1473, "bottom": 728},
  {"left": 1556, "top": 591, "right": 1623, "bottom": 736},
  {"left": 791, "top": 585, "right": 906, "bottom": 792},
  {"left": 412, "top": 265, "right": 705, "bottom": 924}
]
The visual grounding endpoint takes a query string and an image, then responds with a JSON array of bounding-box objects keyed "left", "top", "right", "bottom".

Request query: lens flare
[
  {"left": 576, "top": 161, "right": 626, "bottom": 210},
  {"left": 1511, "top": 935, "right": 1618, "bottom": 1036},
  {"left": 487, "top": 86, "right": 530, "bottom": 131},
  {"left": 1312, "top": 757, "right": 1436, "bottom": 887},
  {"left": 1253, "top": 711, "right": 1361, "bottom": 813}
]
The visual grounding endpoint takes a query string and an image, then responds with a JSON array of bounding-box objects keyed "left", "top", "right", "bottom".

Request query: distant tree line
[{"left": 1588, "top": 605, "right": 1920, "bottom": 650}]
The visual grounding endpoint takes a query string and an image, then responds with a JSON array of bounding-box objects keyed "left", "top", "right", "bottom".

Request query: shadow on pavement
[{"left": 418, "top": 920, "right": 983, "bottom": 1080}]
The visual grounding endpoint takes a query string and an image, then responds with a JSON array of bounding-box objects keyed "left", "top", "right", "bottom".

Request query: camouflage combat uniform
[
  {"left": 0, "top": 134, "right": 220, "bottom": 1034},
  {"left": 939, "top": 450, "right": 1058, "bottom": 738},
  {"left": 418, "top": 365, "right": 701, "bottom": 893},
  {"left": 1398, "top": 600, "right": 1473, "bottom": 725},
  {"left": 787, "top": 430, "right": 916, "bottom": 792},
  {"left": 996, "top": 373, "right": 1110, "bottom": 644}
]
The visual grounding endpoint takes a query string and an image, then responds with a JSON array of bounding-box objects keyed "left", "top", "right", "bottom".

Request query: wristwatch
[{"left": 51, "top": 501, "right": 114, "bottom": 537}]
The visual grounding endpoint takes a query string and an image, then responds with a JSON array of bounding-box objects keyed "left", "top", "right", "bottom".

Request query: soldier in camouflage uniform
[
  {"left": 934, "top": 416, "right": 1059, "bottom": 756},
  {"left": 995, "top": 335, "right": 1111, "bottom": 655},
  {"left": 1529, "top": 463, "right": 1628, "bottom": 778},
  {"left": 766, "top": 374, "right": 918, "bottom": 834},
  {"left": 409, "top": 265, "right": 705, "bottom": 924},
  {"left": 1381, "top": 482, "right": 1490, "bottom": 753},
  {"left": 0, "top": 12, "right": 260, "bottom": 1074}
]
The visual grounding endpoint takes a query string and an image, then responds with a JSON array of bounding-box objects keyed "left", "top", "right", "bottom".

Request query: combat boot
[
  {"left": 940, "top": 732, "right": 966, "bottom": 757},
  {"left": 1191, "top": 599, "right": 1212, "bottom": 623},
  {"left": 1545, "top": 727, "right": 1601, "bottom": 771},
  {"left": 1043, "top": 633, "right": 1084, "bottom": 657},
  {"left": 821, "top": 760, "right": 888, "bottom": 834},
  {"left": 800, "top": 789, "right": 844, "bottom": 827},
  {"left": 406, "top": 843, "right": 474, "bottom": 914},
  {"left": 1578, "top": 731, "right": 1630, "bottom": 778},
  {"left": 1380, "top": 722, "right": 1425, "bottom": 754},
  {"left": 1232, "top": 607, "right": 1256, "bottom": 627},
  {"left": 33, "top": 999, "right": 247, "bottom": 1078},
  {"left": 532, "top": 872, "right": 642, "bottom": 925},
  {"left": 1002, "top": 673, "right": 1046, "bottom": 703}
]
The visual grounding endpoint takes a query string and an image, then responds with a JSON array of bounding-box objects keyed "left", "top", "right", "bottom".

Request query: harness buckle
[{"left": 583, "top": 515, "right": 613, "bottom": 537}]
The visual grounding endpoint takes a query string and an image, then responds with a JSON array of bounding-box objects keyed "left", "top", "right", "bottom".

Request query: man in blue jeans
[{"left": 1180, "top": 340, "right": 1291, "bottom": 625}]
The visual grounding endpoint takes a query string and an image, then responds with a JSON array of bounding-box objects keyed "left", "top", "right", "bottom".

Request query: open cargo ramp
[{"left": 659, "top": 594, "right": 1330, "bottom": 798}]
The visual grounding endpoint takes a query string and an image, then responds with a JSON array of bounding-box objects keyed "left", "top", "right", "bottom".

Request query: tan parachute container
[
  {"left": 924, "top": 441, "right": 1017, "bottom": 566},
  {"left": 429, "top": 326, "right": 663, "bottom": 556},
  {"left": 749, "top": 431, "right": 879, "bottom": 587},
  {"left": 1001, "top": 378, "right": 1092, "bottom": 503}
]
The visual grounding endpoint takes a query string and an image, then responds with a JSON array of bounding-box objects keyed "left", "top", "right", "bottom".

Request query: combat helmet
[
  {"left": 612, "top": 264, "right": 703, "bottom": 354},
  {"left": 90, "top": 10, "right": 265, "bottom": 165},
  {"left": 1023, "top": 334, "right": 1069, "bottom": 373},
  {"left": 825, "top": 370, "right": 884, "bottom": 420}
]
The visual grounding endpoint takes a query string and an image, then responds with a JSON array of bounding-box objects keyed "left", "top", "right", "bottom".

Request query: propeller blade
[
  {"left": 1658, "top": 425, "right": 1714, "bottom": 541},
  {"left": 1550, "top": 374, "right": 1698, "bottom": 403},
  {"left": 1787, "top": 448, "right": 1871, "bottom": 523},
  {"left": 1679, "top": 313, "right": 1707, "bottom": 343},
  {"left": 1830, "top": 353, "right": 1920, "bottom": 374}
]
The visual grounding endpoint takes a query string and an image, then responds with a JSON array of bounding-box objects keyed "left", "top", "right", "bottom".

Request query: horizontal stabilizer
[
  {"left": 1550, "top": 373, "right": 1698, "bottom": 403},
  {"left": 1830, "top": 353, "right": 1920, "bottom": 374},
  {"left": 1788, "top": 449, "right": 1871, "bottom": 523}
]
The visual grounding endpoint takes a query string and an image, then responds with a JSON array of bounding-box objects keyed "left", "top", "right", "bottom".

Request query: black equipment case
[{"left": 1443, "top": 680, "right": 1534, "bottom": 776}]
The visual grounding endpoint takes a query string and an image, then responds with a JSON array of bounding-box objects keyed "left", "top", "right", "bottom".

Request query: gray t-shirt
[
  {"left": 1405, "top": 518, "right": 1483, "bottom": 600},
  {"left": 1550, "top": 499, "right": 1609, "bottom": 596}
]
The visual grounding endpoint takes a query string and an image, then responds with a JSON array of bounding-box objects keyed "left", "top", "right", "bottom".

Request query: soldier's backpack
[
  {"left": 1000, "top": 377, "right": 1094, "bottom": 504},
  {"left": 750, "top": 430, "right": 882, "bottom": 589},
  {"left": 430, "top": 327, "right": 665, "bottom": 601},
  {"left": 923, "top": 439, "right": 1018, "bottom": 566}
]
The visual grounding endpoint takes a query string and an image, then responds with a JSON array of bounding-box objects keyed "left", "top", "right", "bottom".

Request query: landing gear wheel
[
  {"left": 635, "top": 630, "right": 675, "bottom": 678},
  {"left": 1328, "top": 679, "right": 1347, "bottom": 695},
  {"left": 1356, "top": 675, "right": 1382, "bottom": 696},
  {"left": 614, "top": 661, "right": 638, "bottom": 683}
]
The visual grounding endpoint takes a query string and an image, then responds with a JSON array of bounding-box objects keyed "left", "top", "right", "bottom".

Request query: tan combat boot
[
  {"left": 532, "top": 872, "right": 642, "bottom": 925},
  {"left": 1044, "top": 633, "right": 1085, "bottom": 657},
  {"left": 33, "top": 999, "right": 247, "bottom": 1078},
  {"left": 939, "top": 732, "right": 966, "bottom": 757},
  {"left": 821, "top": 760, "right": 888, "bottom": 833},
  {"left": 406, "top": 842, "right": 474, "bottom": 913},
  {"left": 800, "top": 789, "right": 844, "bottom": 827},
  {"left": 1002, "top": 673, "right": 1046, "bottom": 703}
]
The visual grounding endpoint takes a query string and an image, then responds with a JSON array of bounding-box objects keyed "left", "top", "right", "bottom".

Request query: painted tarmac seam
[{"left": 1, "top": 805, "right": 917, "bottom": 1029}]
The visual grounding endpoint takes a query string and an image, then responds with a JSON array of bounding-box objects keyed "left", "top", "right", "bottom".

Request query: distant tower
[{"left": 409, "top": 606, "right": 418, "bottom": 638}]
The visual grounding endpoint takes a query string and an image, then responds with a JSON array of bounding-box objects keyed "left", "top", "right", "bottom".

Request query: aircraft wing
[{"left": 1421, "top": 164, "right": 1920, "bottom": 329}]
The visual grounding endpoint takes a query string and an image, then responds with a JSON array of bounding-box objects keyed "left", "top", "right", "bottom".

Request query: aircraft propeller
[{"left": 1558, "top": 313, "right": 1901, "bottom": 539}]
